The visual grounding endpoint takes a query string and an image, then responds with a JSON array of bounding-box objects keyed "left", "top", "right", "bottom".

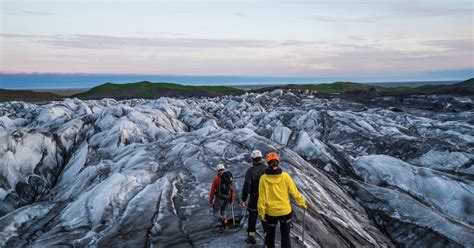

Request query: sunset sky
[{"left": 1, "top": 0, "right": 473, "bottom": 81}]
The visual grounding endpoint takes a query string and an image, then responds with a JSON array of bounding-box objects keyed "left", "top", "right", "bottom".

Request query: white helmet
[
  {"left": 251, "top": 150, "right": 263, "bottom": 159},
  {"left": 216, "top": 164, "right": 225, "bottom": 171}
]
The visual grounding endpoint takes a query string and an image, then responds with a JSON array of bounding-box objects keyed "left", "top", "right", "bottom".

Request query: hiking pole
[
  {"left": 231, "top": 201, "right": 236, "bottom": 226},
  {"left": 302, "top": 208, "right": 306, "bottom": 246}
]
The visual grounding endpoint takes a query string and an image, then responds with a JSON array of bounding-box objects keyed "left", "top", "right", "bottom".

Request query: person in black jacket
[{"left": 241, "top": 149, "right": 267, "bottom": 244}]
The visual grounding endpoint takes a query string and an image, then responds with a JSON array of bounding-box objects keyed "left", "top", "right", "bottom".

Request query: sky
[{"left": 1, "top": 0, "right": 473, "bottom": 81}]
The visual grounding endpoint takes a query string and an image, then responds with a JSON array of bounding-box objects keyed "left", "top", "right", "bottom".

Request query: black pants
[
  {"left": 265, "top": 211, "right": 292, "bottom": 248},
  {"left": 213, "top": 197, "right": 229, "bottom": 221},
  {"left": 247, "top": 196, "right": 265, "bottom": 234}
]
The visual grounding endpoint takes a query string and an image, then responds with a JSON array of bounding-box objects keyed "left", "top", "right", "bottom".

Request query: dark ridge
[
  {"left": 258, "top": 79, "right": 474, "bottom": 96},
  {"left": 0, "top": 89, "right": 63, "bottom": 102},
  {"left": 2, "top": 78, "right": 472, "bottom": 102}
]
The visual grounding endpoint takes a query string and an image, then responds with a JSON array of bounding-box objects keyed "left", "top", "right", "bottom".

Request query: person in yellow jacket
[{"left": 258, "top": 152, "right": 307, "bottom": 248}]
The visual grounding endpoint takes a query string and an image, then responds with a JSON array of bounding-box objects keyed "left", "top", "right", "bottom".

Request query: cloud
[
  {"left": 306, "top": 16, "right": 371, "bottom": 23},
  {"left": 4, "top": 10, "right": 55, "bottom": 16},
  {"left": 392, "top": 5, "right": 473, "bottom": 18},
  {"left": 423, "top": 39, "right": 474, "bottom": 51},
  {"left": 369, "top": 4, "right": 473, "bottom": 21},
  {"left": 134, "top": 31, "right": 188, "bottom": 37},
  {"left": 285, "top": 37, "right": 474, "bottom": 76},
  {"left": 20, "top": 10, "right": 54, "bottom": 16},
  {"left": 1, "top": 33, "right": 472, "bottom": 78},
  {"left": 289, "top": 61, "right": 333, "bottom": 70},
  {"left": 280, "top": 40, "right": 317, "bottom": 46},
  {"left": 348, "top": 36, "right": 366, "bottom": 41},
  {"left": 0, "top": 33, "right": 270, "bottom": 48},
  {"left": 306, "top": 4, "right": 472, "bottom": 24},
  {"left": 0, "top": 33, "right": 316, "bottom": 49},
  {"left": 0, "top": 33, "right": 51, "bottom": 39}
]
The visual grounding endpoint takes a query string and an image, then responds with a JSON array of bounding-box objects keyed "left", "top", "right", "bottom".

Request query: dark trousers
[
  {"left": 213, "top": 197, "right": 229, "bottom": 221},
  {"left": 265, "top": 211, "right": 292, "bottom": 248},
  {"left": 247, "top": 196, "right": 265, "bottom": 233}
]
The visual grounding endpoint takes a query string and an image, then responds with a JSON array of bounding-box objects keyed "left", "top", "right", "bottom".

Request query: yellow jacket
[{"left": 258, "top": 168, "right": 307, "bottom": 219}]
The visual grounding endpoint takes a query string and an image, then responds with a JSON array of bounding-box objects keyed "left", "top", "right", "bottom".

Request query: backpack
[{"left": 218, "top": 171, "right": 233, "bottom": 201}]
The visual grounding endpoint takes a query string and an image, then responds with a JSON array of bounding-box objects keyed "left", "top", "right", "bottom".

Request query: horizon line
[
  {"left": 0, "top": 79, "right": 466, "bottom": 91},
  {"left": 0, "top": 71, "right": 470, "bottom": 82},
  {"left": 0, "top": 70, "right": 331, "bottom": 78}
]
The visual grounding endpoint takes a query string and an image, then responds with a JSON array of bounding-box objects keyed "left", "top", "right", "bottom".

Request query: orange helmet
[{"left": 266, "top": 152, "right": 280, "bottom": 163}]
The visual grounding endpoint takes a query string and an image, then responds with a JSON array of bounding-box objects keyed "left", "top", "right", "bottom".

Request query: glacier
[{"left": 0, "top": 91, "right": 473, "bottom": 247}]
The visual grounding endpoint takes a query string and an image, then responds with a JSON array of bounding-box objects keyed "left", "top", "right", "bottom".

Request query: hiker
[
  {"left": 258, "top": 152, "right": 307, "bottom": 248},
  {"left": 209, "top": 163, "right": 235, "bottom": 231},
  {"left": 241, "top": 150, "right": 267, "bottom": 244}
]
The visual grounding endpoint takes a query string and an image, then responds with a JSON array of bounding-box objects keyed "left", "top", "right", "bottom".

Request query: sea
[{"left": 0, "top": 73, "right": 461, "bottom": 90}]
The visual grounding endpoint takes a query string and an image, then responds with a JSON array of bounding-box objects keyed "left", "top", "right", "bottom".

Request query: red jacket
[{"left": 209, "top": 174, "right": 235, "bottom": 204}]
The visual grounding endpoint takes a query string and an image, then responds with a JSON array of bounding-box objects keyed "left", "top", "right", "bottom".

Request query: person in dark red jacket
[{"left": 209, "top": 163, "right": 235, "bottom": 230}]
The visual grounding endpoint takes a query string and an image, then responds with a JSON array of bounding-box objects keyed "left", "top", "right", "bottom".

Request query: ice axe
[
  {"left": 302, "top": 208, "right": 306, "bottom": 246},
  {"left": 231, "top": 201, "right": 236, "bottom": 226}
]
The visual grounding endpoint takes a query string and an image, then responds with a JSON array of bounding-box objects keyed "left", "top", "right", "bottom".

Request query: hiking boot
[
  {"left": 223, "top": 218, "right": 228, "bottom": 229},
  {"left": 245, "top": 232, "right": 257, "bottom": 244},
  {"left": 218, "top": 219, "right": 226, "bottom": 233},
  {"left": 245, "top": 236, "right": 256, "bottom": 244}
]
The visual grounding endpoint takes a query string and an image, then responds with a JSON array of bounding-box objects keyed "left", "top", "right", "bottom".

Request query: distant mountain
[
  {"left": 285, "top": 81, "right": 380, "bottom": 93},
  {"left": 435, "top": 77, "right": 474, "bottom": 94},
  {"left": 0, "top": 89, "right": 63, "bottom": 102},
  {"left": 2, "top": 79, "right": 472, "bottom": 102},
  {"left": 382, "top": 78, "right": 473, "bottom": 96},
  {"left": 259, "top": 79, "right": 474, "bottom": 96},
  {"left": 454, "top": 77, "right": 474, "bottom": 87},
  {"left": 248, "top": 82, "right": 377, "bottom": 94},
  {"left": 72, "top": 81, "right": 245, "bottom": 99}
]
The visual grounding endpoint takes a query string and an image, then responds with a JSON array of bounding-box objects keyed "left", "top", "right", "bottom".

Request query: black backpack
[{"left": 218, "top": 171, "right": 233, "bottom": 201}]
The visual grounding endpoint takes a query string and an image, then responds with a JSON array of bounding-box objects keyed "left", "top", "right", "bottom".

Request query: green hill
[{"left": 73, "top": 81, "right": 245, "bottom": 99}]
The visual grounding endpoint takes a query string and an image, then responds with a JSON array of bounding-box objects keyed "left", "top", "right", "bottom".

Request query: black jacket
[{"left": 241, "top": 161, "right": 266, "bottom": 202}]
